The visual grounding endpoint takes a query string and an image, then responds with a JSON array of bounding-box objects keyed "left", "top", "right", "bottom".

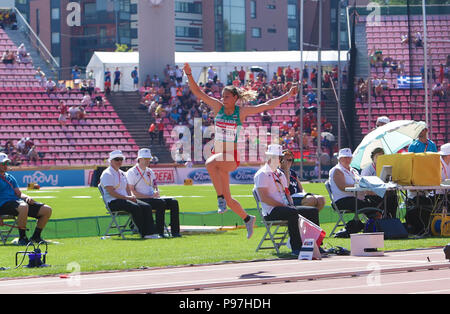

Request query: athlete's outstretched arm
[
  {"left": 183, "top": 63, "right": 222, "bottom": 114},
  {"left": 240, "top": 85, "right": 298, "bottom": 120}
]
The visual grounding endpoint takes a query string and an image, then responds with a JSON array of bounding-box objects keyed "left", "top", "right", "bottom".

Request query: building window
[
  {"left": 52, "top": 32, "right": 60, "bottom": 44},
  {"left": 288, "top": 27, "right": 297, "bottom": 44},
  {"left": 51, "top": 8, "right": 60, "bottom": 20},
  {"left": 221, "top": 0, "right": 246, "bottom": 51},
  {"left": 175, "top": 1, "right": 202, "bottom": 14},
  {"left": 176, "top": 26, "right": 202, "bottom": 38},
  {"left": 251, "top": 27, "right": 261, "bottom": 38},
  {"left": 266, "top": 4, "right": 276, "bottom": 9},
  {"left": 84, "top": 3, "right": 97, "bottom": 21},
  {"left": 267, "top": 28, "right": 277, "bottom": 34},
  {"left": 288, "top": 4, "right": 297, "bottom": 20},
  {"left": 250, "top": 0, "right": 256, "bottom": 19}
]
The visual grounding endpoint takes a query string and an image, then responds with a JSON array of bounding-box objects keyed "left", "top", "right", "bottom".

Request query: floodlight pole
[
  {"left": 317, "top": 0, "right": 322, "bottom": 181},
  {"left": 299, "top": 0, "right": 304, "bottom": 179},
  {"left": 337, "top": 0, "right": 342, "bottom": 150},
  {"left": 422, "top": 0, "right": 429, "bottom": 129}
]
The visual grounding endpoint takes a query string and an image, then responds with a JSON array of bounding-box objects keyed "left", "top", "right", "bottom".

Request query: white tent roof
[
  {"left": 175, "top": 50, "right": 348, "bottom": 65},
  {"left": 89, "top": 50, "right": 347, "bottom": 66},
  {"left": 86, "top": 50, "right": 348, "bottom": 91},
  {"left": 89, "top": 51, "right": 139, "bottom": 65}
]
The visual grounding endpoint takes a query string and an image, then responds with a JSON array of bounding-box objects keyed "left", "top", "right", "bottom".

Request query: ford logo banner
[
  {"left": 188, "top": 169, "right": 211, "bottom": 183},
  {"left": 230, "top": 168, "right": 258, "bottom": 183}
]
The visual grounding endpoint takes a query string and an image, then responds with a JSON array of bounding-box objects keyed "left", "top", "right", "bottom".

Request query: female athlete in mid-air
[{"left": 184, "top": 63, "right": 298, "bottom": 239}]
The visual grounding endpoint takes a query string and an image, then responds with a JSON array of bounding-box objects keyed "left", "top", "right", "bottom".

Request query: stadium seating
[
  {"left": 357, "top": 14, "right": 449, "bottom": 147},
  {"left": 0, "top": 29, "right": 139, "bottom": 166}
]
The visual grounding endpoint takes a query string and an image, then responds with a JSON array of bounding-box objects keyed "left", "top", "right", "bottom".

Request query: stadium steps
[
  {"left": 320, "top": 89, "right": 356, "bottom": 149},
  {"left": 106, "top": 91, "right": 173, "bottom": 162},
  {"left": 3, "top": 27, "right": 55, "bottom": 80},
  {"left": 351, "top": 21, "right": 370, "bottom": 147}
]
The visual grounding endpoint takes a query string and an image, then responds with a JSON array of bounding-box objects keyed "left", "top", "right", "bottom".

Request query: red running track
[{"left": 0, "top": 248, "right": 448, "bottom": 294}]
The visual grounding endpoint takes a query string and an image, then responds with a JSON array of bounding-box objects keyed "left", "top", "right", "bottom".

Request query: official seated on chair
[
  {"left": 254, "top": 144, "right": 319, "bottom": 256},
  {"left": 329, "top": 148, "right": 379, "bottom": 213},
  {"left": 0, "top": 153, "right": 52, "bottom": 245},
  {"left": 99, "top": 150, "right": 159, "bottom": 239},
  {"left": 126, "top": 148, "right": 181, "bottom": 238}
]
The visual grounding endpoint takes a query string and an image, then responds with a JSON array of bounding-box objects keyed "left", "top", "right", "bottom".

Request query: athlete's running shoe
[{"left": 217, "top": 197, "right": 228, "bottom": 214}]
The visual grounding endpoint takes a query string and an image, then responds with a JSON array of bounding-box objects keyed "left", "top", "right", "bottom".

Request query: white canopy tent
[
  {"left": 86, "top": 50, "right": 348, "bottom": 91},
  {"left": 86, "top": 51, "right": 139, "bottom": 92}
]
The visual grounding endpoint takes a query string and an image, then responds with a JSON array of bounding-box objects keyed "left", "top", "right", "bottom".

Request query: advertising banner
[
  {"left": 176, "top": 167, "right": 259, "bottom": 185},
  {"left": 10, "top": 169, "right": 86, "bottom": 188}
]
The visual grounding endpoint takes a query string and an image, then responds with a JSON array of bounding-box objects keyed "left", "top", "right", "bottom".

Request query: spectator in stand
[
  {"left": 94, "top": 92, "right": 105, "bottom": 108},
  {"left": 113, "top": 67, "right": 121, "bottom": 92},
  {"left": 81, "top": 93, "right": 93, "bottom": 108},
  {"left": 1, "top": 49, "right": 15, "bottom": 65},
  {"left": 16, "top": 137, "right": 26, "bottom": 154},
  {"left": 373, "top": 75, "right": 383, "bottom": 97},
  {"left": 148, "top": 123, "right": 157, "bottom": 144},
  {"left": 104, "top": 67, "right": 111, "bottom": 92},
  {"left": 307, "top": 90, "right": 317, "bottom": 105},
  {"left": 375, "top": 116, "right": 390, "bottom": 128},
  {"left": 68, "top": 105, "right": 81, "bottom": 122},
  {"left": 45, "top": 78, "right": 56, "bottom": 94},
  {"left": 144, "top": 75, "right": 151, "bottom": 88},
  {"left": 285, "top": 65, "right": 294, "bottom": 82},
  {"left": 238, "top": 66, "right": 246, "bottom": 85},
  {"left": 87, "top": 69, "right": 94, "bottom": 80},
  {"left": 414, "top": 32, "right": 423, "bottom": 48},
  {"left": 302, "top": 65, "right": 309, "bottom": 84},
  {"left": 72, "top": 65, "right": 81, "bottom": 83},
  {"left": 369, "top": 49, "right": 377, "bottom": 68},
  {"left": 175, "top": 65, "right": 183, "bottom": 84},
  {"left": 27, "top": 145, "right": 40, "bottom": 164},
  {"left": 58, "top": 100, "right": 68, "bottom": 126},
  {"left": 131, "top": 66, "right": 139, "bottom": 91},
  {"left": 151, "top": 74, "right": 160, "bottom": 87},
  {"left": 3, "top": 140, "right": 14, "bottom": 155},
  {"left": 310, "top": 68, "right": 317, "bottom": 87},
  {"left": 17, "top": 43, "right": 30, "bottom": 63},
  {"left": 35, "top": 67, "right": 45, "bottom": 80},
  {"left": 432, "top": 82, "right": 445, "bottom": 100},
  {"left": 398, "top": 61, "right": 405, "bottom": 76},
  {"left": 401, "top": 34, "right": 409, "bottom": 45}
]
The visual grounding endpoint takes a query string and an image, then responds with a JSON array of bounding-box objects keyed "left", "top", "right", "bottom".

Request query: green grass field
[
  {"left": 19, "top": 183, "right": 330, "bottom": 219},
  {"left": 0, "top": 184, "right": 448, "bottom": 279}
]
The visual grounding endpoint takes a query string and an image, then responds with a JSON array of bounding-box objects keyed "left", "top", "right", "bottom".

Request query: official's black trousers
[
  {"left": 265, "top": 206, "right": 319, "bottom": 251},
  {"left": 140, "top": 198, "right": 181, "bottom": 236},
  {"left": 108, "top": 199, "right": 155, "bottom": 236}
]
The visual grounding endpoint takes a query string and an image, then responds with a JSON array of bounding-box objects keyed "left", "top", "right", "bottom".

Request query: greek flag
[{"left": 397, "top": 75, "right": 423, "bottom": 89}]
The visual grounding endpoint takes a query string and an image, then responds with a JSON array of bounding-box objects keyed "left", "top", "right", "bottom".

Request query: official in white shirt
[
  {"left": 254, "top": 144, "right": 317, "bottom": 255},
  {"left": 100, "top": 150, "right": 158, "bottom": 239},
  {"left": 329, "top": 148, "right": 373, "bottom": 212},
  {"left": 126, "top": 148, "right": 181, "bottom": 237}
]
